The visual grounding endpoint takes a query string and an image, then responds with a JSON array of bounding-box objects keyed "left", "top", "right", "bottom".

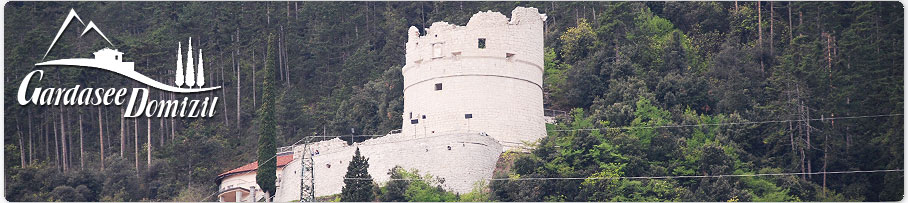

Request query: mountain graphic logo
[{"left": 35, "top": 9, "right": 221, "bottom": 93}]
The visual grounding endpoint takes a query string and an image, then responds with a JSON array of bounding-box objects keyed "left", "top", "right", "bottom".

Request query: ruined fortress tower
[
  {"left": 402, "top": 7, "right": 547, "bottom": 150},
  {"left": 217, "top": 7, "right": 546, "bottom": 202}
]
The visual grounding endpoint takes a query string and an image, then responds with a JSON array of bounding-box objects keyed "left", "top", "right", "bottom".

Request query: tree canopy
[{"left": 4, "top": 2, "right": 902, "bottom": 201}]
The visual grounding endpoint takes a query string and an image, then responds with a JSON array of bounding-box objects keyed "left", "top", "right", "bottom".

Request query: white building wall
[
  {"left": 402, "top": 7, "right": 546, "bottom": 150},
  {"left": 218, "top": 173, "right": 257, "bottom": 201},
  {"left": 274, "top": 158, "right": 302, "bottom": 201},
  {"left": 219, "top": 168, "right": 288, "bottom": 202}
]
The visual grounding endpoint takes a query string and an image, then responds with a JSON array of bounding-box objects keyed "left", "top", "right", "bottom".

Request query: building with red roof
[{"left": 215, "top": 153, "right": 294, "bottom": 202}]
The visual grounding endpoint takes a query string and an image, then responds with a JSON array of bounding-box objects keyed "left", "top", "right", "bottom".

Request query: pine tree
[
  {"left": 256, "top": 33, "right": 278, "bottom": 202},
  {"left": 341, "top": 147, "right": 374, "bottom": 202}
]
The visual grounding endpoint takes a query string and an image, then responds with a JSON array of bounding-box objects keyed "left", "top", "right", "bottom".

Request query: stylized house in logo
[
  {"left": 92, "top": 48, "right": 133, "bottom": 71},
  {"left": 93, "top": 48, "right": 122, "bottom": 61},
  {"left": 35, "top": 9, "right": 219, "bottom": 93}
]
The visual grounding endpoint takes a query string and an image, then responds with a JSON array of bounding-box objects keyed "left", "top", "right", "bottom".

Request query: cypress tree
[
  {"left": 256, "top": 33, "right": 278, "bottom": 201},
  {"left": 341, "top": 148, "right": 374, "bottom": 202}
]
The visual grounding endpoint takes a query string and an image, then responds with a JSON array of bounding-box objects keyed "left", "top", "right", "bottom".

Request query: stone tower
[{"left": 402, "top": 7, "right": 547, "bottom": 150}]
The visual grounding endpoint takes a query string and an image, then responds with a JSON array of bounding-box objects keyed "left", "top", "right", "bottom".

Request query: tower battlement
[
  {"left": 401, "top": 7, "right": 547, "bottom": 150},
  {"left": 405, "top": 7, "right": 546, "bottom": 77}
]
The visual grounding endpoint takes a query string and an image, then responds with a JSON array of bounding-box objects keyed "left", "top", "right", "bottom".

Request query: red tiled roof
[{"left": 217, "top": 154, "right": 294, "bottom": 179}]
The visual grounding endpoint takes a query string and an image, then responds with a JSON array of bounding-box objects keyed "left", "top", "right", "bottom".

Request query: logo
[{"left": 17, "top": 9, "right": 221, "bottom": 118}]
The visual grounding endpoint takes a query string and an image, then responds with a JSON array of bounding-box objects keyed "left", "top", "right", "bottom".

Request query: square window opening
[
  {"left": 465, "top": 114, "right": 473, "bottom": 119},
  {"left": 435, "top": 83, "right": 443, "bottom": 91},
  {"left": 478, "top": 38, "right": 486, "bottom": 49},
  {"left": 432, "top": 43, "right": 443, "bottom": 58}
]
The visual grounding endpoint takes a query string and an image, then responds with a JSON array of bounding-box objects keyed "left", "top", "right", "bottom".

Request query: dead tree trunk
[
  {"left": 160, "top": 90, "right": 166, "bottom": 145},
  {"left": 795, "top": 84, "right": 815, "bottom": 180},
  {"left": 59, "top": 107, "right": 68, "bottom": 173},
  {"left": 44, "top": 116, "right": 50, "bottom": 164},
  {"left": 160, "top": 113, "right": 164, "bottom": 147},
  {"left": 79, "top": 113, "right": 84, "bottom": 170},
  {"left": 99, "top": 107, "right": 104, "bottom": 170},
  {"left": 785, "top": 83, "right": 797, "bottom": 170},
  {"left": 120, "top": 108, "right": 125, "bottom": 157},
  {"left": 253, "top": 49, "right": 257, "bottom": 107},
  {"left": 789, "top": 120, "right": 796, "bottom": 160},
  {"left": 804, "top": 103, "right": 812, "bottom": 162},
  {"left": 770, "top": 1, "right": 774, "bottom": 56},
  {"left": 235, "top": 28, "right": 243, "bottom": 127},
  {"left": 134, "top": 119, "right": 139, "bottom": 177},
  {"left": 18, "top": 124, "right": 25, "bottom": 168},
  {"left": 234, "top": 49, "right": 241, "bottom": 127},
  {"left": 278, "top": 26, "right": 284, "bottom": 82},
  {"left": 788, "top": 2, "right": 793, "bottom": 41},
  {"left": 53, "top": 114, "right": 59, "bottom": 171},
  {"left": 758, "top": 1, "right": 764, "bottom": 73},
  {"left": 103, "top": 109, "right": 109, "bottom": 153},
  {"left": 823, "top": 127, "right": 828, "bottom": 196},
  {"left": 283, "top": 25, "right": 290, "bottom": 86},
  {"left": 147, "top": 118, "right": 152, "bottom": 169},
  {"left": 66, "top": 110, "right": 73, "bottom": 172},
  {"left": 220, "top": 42, "right": 230, "bottom": 127},
  {"left": 28, "top": 114, "right": 33, "bottom": 165},
  {"left": 823, "top": 32, "right": 835, "bottom": 74},
  {"left": 171, "top": 92, "right": 176, "bottom": 141},
  {"left": 758, "top": 1, "right": 762, "bottom": 44}
]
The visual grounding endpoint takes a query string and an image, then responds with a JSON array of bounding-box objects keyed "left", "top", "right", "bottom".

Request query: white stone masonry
[{"left": 402, "top": 7, "right": 547, "bottom": 150}]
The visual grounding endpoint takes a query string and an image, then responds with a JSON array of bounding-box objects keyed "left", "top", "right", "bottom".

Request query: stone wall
[{"left": 273, "top": 132, "right": 502, "bottom": 200}]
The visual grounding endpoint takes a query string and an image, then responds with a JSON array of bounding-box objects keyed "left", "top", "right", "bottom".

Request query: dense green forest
[{"left": 4, "top": 1, "right": 903, "bottom": 201}]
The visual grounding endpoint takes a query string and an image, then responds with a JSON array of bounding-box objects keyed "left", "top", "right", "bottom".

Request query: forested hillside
[{"left": 4, "top": 2, "right": 903, "bottom": 201}]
